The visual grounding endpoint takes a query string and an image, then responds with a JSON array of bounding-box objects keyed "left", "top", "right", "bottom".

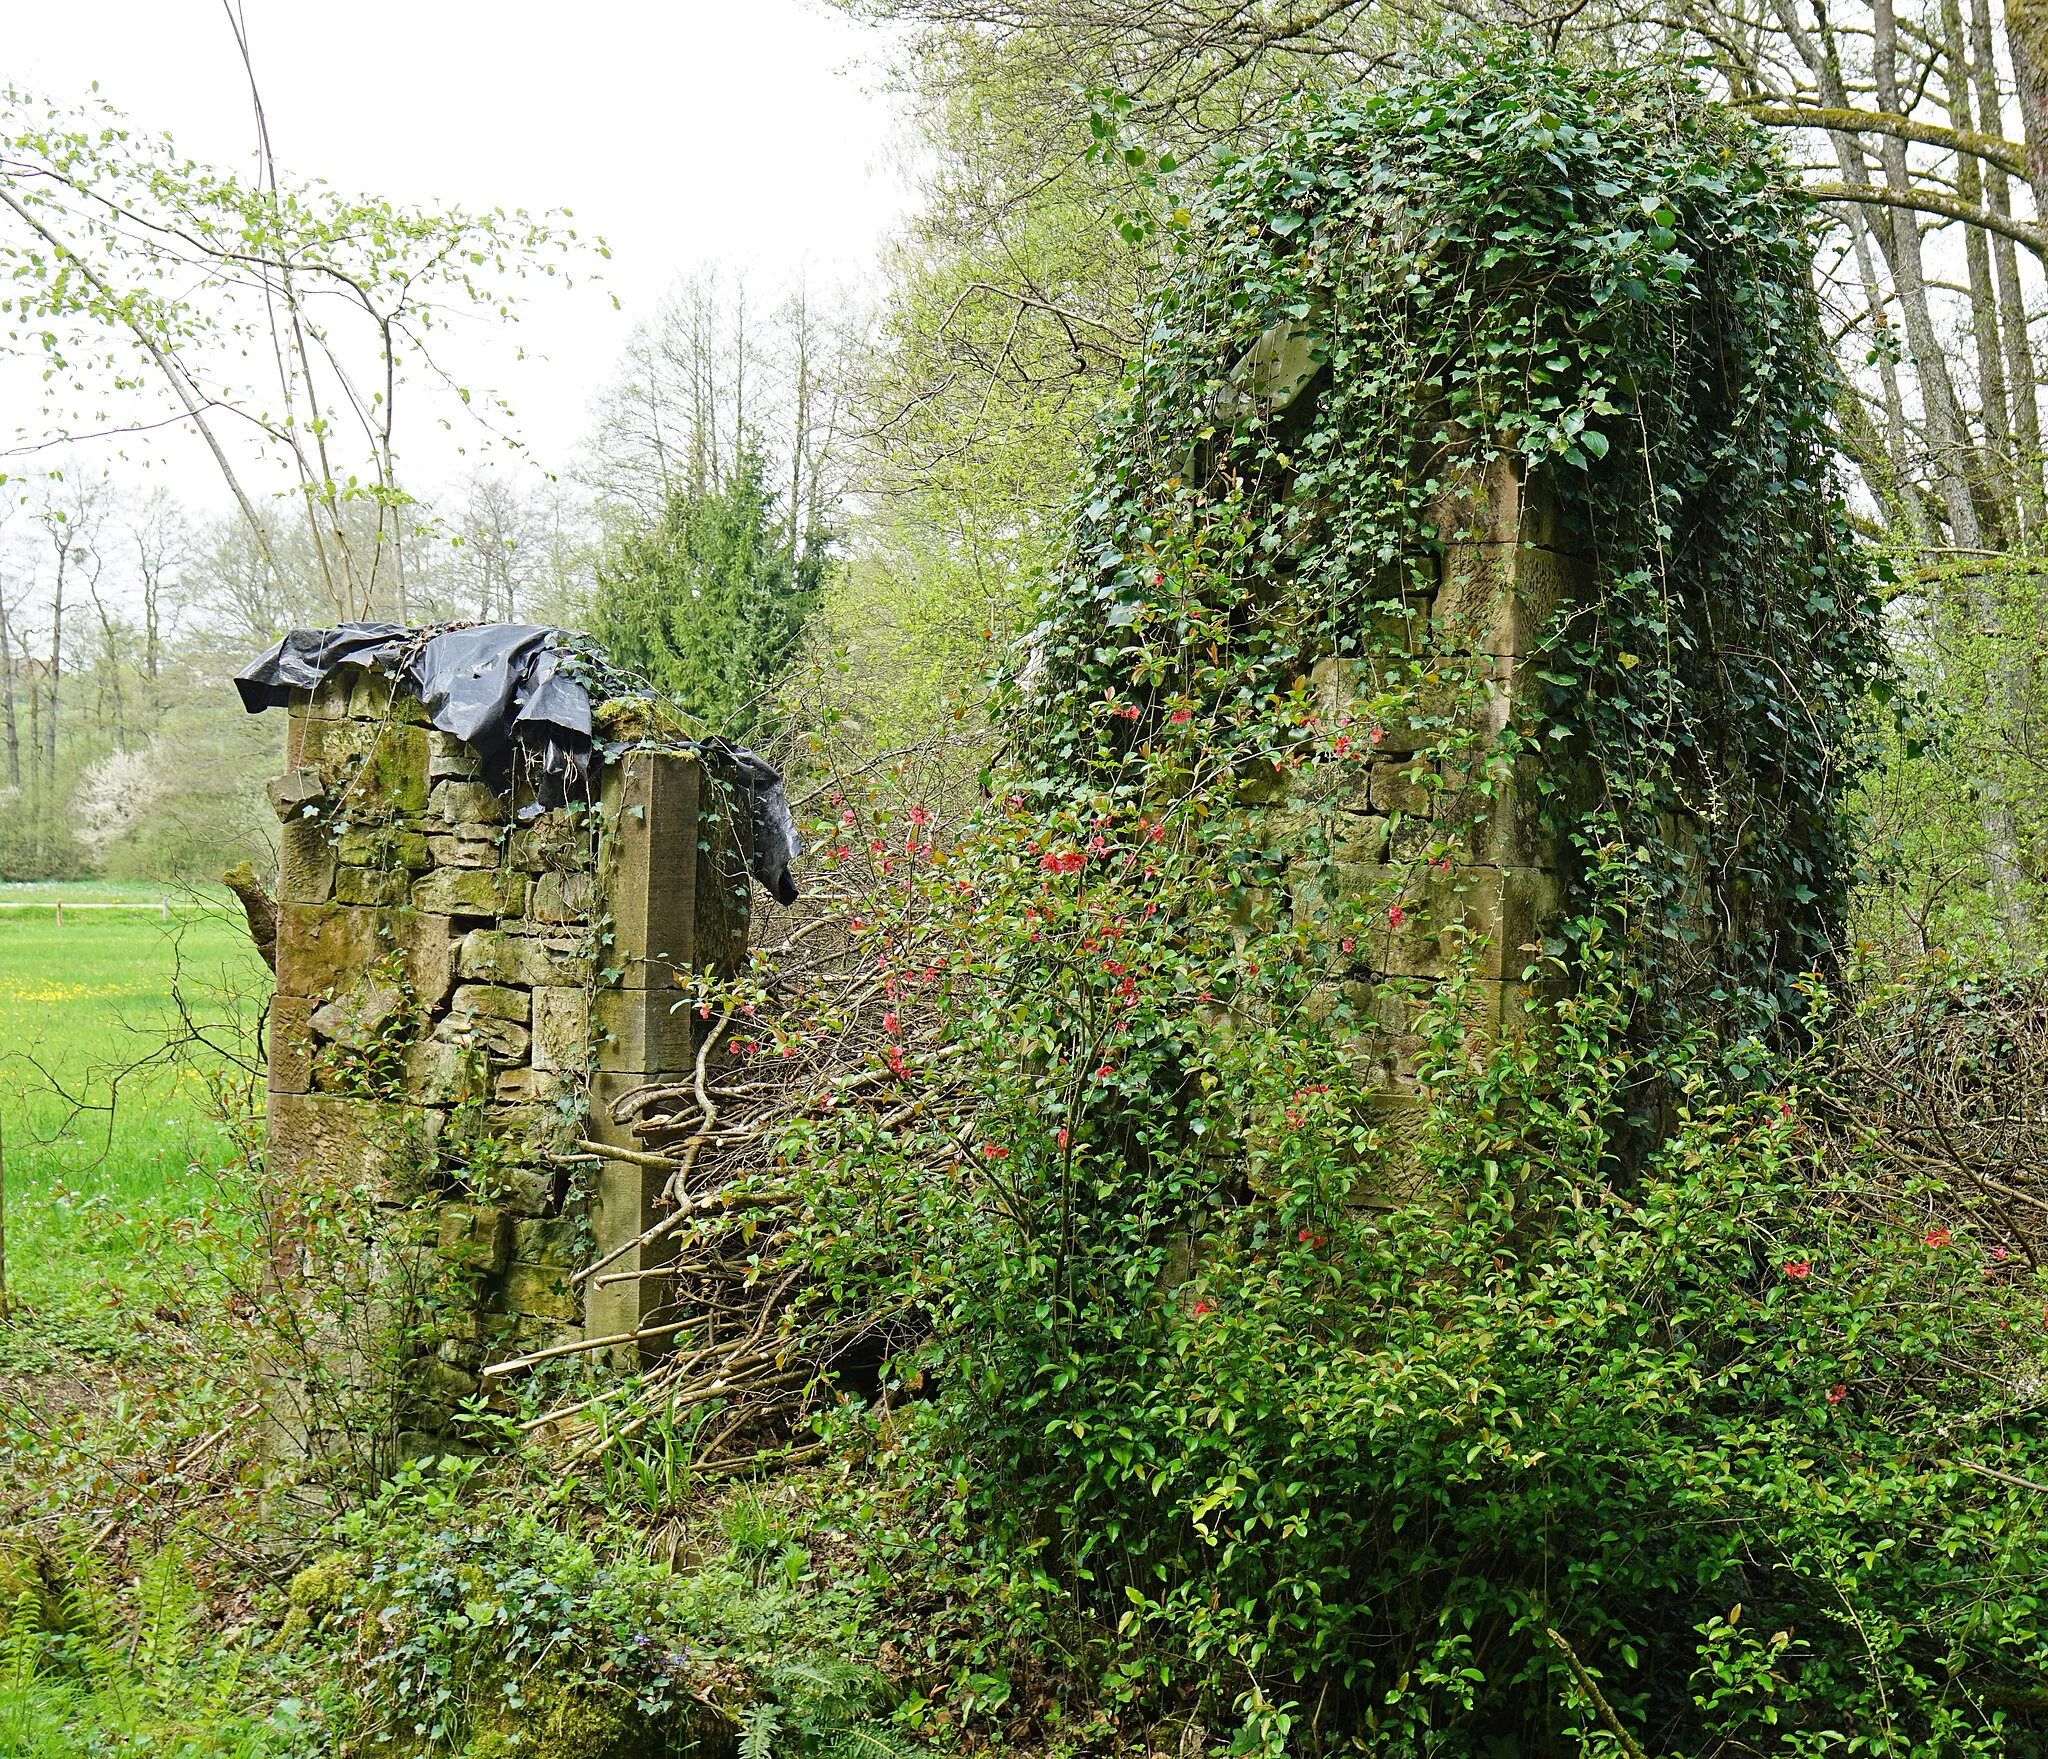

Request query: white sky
[{"left": 7, "top": 0, "right": 910, "bottom": 505}]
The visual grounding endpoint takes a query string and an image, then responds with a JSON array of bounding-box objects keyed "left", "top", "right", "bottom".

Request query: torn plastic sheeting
[{"left": 233, "top": 621, "right": 800, "bottom": 904}]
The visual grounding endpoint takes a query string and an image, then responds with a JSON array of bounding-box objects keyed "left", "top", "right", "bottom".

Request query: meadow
[{"left": 0, "top": 884, "right": 267, "bottom": 1323}]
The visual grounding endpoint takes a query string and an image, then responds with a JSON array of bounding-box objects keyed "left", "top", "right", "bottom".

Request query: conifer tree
[{"left": 591, "top": 445, "right": 827, "bottom": 746}]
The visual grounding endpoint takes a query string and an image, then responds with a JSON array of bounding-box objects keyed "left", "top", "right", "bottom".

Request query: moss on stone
[{"left": 281, "top": 1548, "right": 367, "bottom": 1644}]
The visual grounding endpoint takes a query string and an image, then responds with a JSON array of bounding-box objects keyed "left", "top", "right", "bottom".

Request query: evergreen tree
[{"left": 591, "top": 445, "right": 827, "bottom": 745}]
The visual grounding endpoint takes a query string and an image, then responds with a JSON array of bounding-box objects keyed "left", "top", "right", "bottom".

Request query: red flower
[
  {"left": 979, "top": 1142, "right": 1010, "bottom": 1160},
  {"left": 885, "top": 1045, "right": 906, "bottom": 1077},
  {"left": 1827, "top": 1383, "right": 1847, "bottom": 1404},
  {"left": 1783, "top": 1261, "right": 1811, "bottom": 1280},
  {"left": 1041, "top": 849, "right": 1085, "bottom": 874},
  {"left": 1170, "top": 708, "right": 1192, "bottom": 724},
  {"left": 1388, "top": 905, "right": 1405, "bottom": 927},
  {"left": 1333, "top": 735, "right": 1351, "bottom": 755},
  {"left": 1088, "top": 836, "right": 1108, "bottom": 854},
  {"left": 1340, "top": 937, "right": 1355, "bottom": 953},
  {"left": 1056, "top": 1127, "right": 1069, "bottom": 1148},
  {"left": 1369, "top": 726, "right": 1385, "bottom": 745},
  {"left": 883, "top": 1011, "right": 899, "bottom": 1034},
  {"left": 1924, "top": 1227, "right": 1951, "bottom": 1249},
  {"left": 909, "top": 805, "right": 930, "bottom": 826},
  {"left": 1190, "top": 1300, "right": 1213, "bottom": 1317}
]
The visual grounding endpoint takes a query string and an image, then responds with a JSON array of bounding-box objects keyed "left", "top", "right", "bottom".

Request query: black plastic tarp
[{"left": 234, "top": 622, "right": 800, "bottom": 904}]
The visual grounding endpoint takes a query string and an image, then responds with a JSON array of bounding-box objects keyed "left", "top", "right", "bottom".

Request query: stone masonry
[
  {"left": 263, "top": 664, "right": 750, "bottom": 1444},
  {"left": 1285, "top": 456, "right": 1593, "bottom": 1158}
]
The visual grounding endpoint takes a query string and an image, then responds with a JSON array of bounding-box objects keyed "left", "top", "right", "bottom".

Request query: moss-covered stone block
[
  {"left": 337, "top": 824, "right": 431, "bottom": 870},
  {"left": 413, "top": 867, "right": 522, "bottom": 917},
  {"left": 438, "top": 1202, "right": 509, "bottom": 1275},
  {"left": 427, "top": 730, "right": 482, "bottom": 779},
  {"left": 428, "top": 829, "right": 502, "bottom": 868},
  {"left": 452, "top": 983, "right": 531, "bottom": 1024},
  {"left": 504, "top": 1262, "right": 580, "bottom": 1321},
  {"left": 428, "top": 779, "right": 507, "bottom": 825},
  {"left": 532, "top": 986, "right": 589, "bottom": 1072},
  {"left": 403, "top": 1039, "right": 477, "bottom": 1105},
  {"left": 356, "top": 726, "right": 430, "bottom": 814},
  {"left": 513, "top": 1215, "right": 579, "bottom": 1267},
  {"left": 334, "top": 865, "right": 410, "bottom": 907},
  {"left": 456, "top": 929, "right": 527, "bottom": 986}
]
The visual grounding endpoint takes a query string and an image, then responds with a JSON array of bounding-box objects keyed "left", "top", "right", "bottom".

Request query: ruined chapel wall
[{"left": 263, "top": 664, "right": 749, "bottom": 1441}]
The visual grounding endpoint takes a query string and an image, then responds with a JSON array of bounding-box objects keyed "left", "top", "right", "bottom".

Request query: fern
[
  {"left": 740, "top": 1699, "right": 783, "bottom": 1759},
  {"left": 131, "top": 1537, "right": 199, "bottom": 1704}
]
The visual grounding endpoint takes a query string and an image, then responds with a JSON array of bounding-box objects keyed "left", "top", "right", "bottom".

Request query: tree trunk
[
  {"left": 2006, "top": 0, "right": 2048, "bottom": 218},
  {"left": 1976, "top": 0, "right": 2047, "bottom": 541}
]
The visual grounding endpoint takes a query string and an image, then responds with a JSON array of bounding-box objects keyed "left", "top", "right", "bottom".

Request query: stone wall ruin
[{"left": 261, "top": 661, "right": 752, "bottom": 1450}]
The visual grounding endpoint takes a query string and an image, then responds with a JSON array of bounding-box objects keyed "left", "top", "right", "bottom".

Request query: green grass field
[{"left": 0, "top": 883, "right": 270, "bottom": 1323}]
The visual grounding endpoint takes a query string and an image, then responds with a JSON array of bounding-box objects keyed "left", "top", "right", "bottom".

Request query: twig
[
  {"left": 1545, "top": 1628, "right": 1650, "bottom": 1759},
  {"left": 480, "top": 1317, "right": 696, "bottom": 1378}
]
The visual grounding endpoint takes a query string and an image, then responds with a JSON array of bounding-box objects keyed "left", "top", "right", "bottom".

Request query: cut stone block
[
  {"left": 428, "top": 830, "right": 501, "bottom": 868},
  {"left": 337, "top": 825, "right": 431, "bottom": 870},
  {"left": 433, "top": 1012, "right": 531, "bottom": 1064},
  {"left": 269, "top": 994, "right": 314, "bottom": 1094},
  {"left": 493, "top": 1067, "right": 555, "bottom": 1103},
  {"left": 1368, "top": 758, "right": 1433, "bottom": 816},
  {"left": 402, "top": 1039, "right": 475, "bottom": 1105},
  {"left": 427, "top": 731, "right": 483, "bottom": 779},
  {"left": 268, "top": 767, "right": 327, "bottom": 822},
  {"left": 508, "top": 814, "right": 591, "bottom": 873},
  {"left": 334, "top": 866, "right": 409, "bottom": 907},
  {"left": 352, "top": 726, "right": 431, "bottom": 815},
  {"left": 504, "top": 1263, "right": 579, "bottom": 1322},
  {"left": 428, "top": 780, "right": 506, "bottom": 826},
  {"left": 451, "top": 982, "right": 530, "bottom": 1024},
  {"left": 310, "top": 980, "right": 408, "bottom": 1048},
  {"left": 1434, "top": 454, "right": 1578, "bottom": 553},
  {"left": 514, "top": 1216, "right": 579, "bottom": 1267},
  {"left": 394, "top": 912, "right": 458, "bottom": 1008},
  {"left": 279, "top": 819, "right": 336, "bottom": 905},
  {"left": 277, "top": 904, "right": 389, "bottom": 999},
  {"left": 525, "top": 934, "right": 593, "bottom": 987},
  {"left": 601, "top": 751, "right": 701, "bottom": 967},
  {"left": 413, "top": 867, "right": 522, "bottom": 918},
  {"left": 456, "top": 930, "right": 526, "bottom": 986},
  {"left": 592, "top": 985, "right": 693, "bottom": 1075},
  {"left": 266, "top": 1091, "right": 434, "bottom": 1189},
  {"left": 438, "top": 1203, "right": 509, "bottom": 1276},
  {"left": 1434, "top": 542, "right": 1585, "bottom": 659},
  {"left": 532, "top": 986, "right": 589, "bottom": 1072},
  {"left": 528, "top": 871, "right": 595, "bottom": 924}
]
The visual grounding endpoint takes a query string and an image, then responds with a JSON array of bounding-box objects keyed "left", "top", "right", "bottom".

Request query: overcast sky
[{"left": 8, "top": 0, "right": 910, "bottom": 504}]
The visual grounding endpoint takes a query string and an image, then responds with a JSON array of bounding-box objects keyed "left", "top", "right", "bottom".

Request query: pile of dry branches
[
  {"left": 493, "top": 735, "right": 991, "bottom": 1480},
  {"left": 1818, "top": 963, "right": 2048, "bottom": 1264}
]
